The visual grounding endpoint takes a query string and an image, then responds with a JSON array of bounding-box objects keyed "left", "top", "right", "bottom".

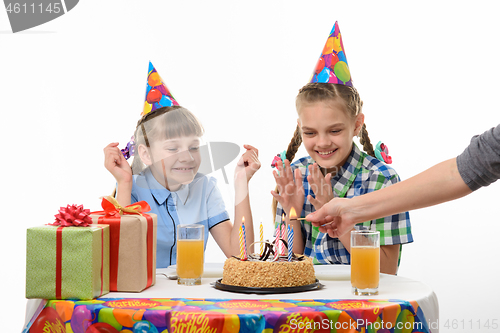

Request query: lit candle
[
  {"left": 259, "top": 222, "right": 264, "bottom": 255},
  {"left": 239, "top": 225, "right": 245, "bottom": 260},
  {"left": 287, "top": 224, "right": 294, "bottom": 262},
  {"left": 242, "top": 218, "right": 248, "bottom": 260}
]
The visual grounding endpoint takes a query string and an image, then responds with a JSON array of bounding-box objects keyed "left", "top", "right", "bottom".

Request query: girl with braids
[
  {"left": 271, "top": 23, "right": 412, "bottom": 275},
  {"left": 104, "top": 105, "right": 260, "bottom": 268}
]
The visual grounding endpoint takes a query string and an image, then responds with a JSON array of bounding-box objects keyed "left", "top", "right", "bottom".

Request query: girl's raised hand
[
  {"left": 307, "top": 163, "right": 334, "bottom": 210},
  {"left": 235, "top": 144, "right": 261, "bottom": 183},
  {"left": 271, "top": 159, "right": 305, "bottom": 217},
  {"left": 103, "top": 142, "right": 133, "bottom": 184}
]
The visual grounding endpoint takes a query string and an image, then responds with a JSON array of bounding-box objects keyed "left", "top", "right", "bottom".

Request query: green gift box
[{"left": 26, "top": 225, "right": 110, "bottom": 299}]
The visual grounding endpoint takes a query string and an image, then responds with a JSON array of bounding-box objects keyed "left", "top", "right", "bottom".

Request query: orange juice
[
  {"left": 351, "top": 246, "right": 380, "bottom": 289},
  {"left": 177, "top": 239, "right": 204, "bottom": 279}
]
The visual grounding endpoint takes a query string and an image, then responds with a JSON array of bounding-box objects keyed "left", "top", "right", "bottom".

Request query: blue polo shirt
[{"left": 131, "top": 168, "right": 230, "bottom": 268}]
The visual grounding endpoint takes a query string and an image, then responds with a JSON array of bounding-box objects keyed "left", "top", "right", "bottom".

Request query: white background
[{"left": 2, "top": 1, "right": 499, "bottom": 332}]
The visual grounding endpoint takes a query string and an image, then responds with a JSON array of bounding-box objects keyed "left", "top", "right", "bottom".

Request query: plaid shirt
[{"left": 275, "top": 144, "right": 413, "bottom": 265}]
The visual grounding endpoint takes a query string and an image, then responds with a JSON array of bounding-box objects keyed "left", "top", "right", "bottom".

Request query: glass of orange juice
[
  {"left": 350, "top": 229, "right": 380, "bottom": 295},
  {"left": 177, "top": 224, "right": 204, "bottom": 285}
]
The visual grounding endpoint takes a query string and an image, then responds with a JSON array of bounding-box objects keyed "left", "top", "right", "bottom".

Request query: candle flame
[
  {"left": 290, "top": 207, "right": 297, "bottom": 219},
  {"left": 242, "top": 216, "right": 245, "bottom": 224},
  {"left": 281, "top": 213, "right": 285, "bottom": 222}
]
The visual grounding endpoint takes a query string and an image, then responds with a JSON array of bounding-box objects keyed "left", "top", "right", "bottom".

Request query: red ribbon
[
  {"left": 100, "top": 227, "right": 104, "bottom": 296},
  {"left": 97, "top": 215, "right": 121, "bottom": 291},
  {"left": 55, "top": 225, "right": 106, "bottom": 299},
  {"left": 93, "top": 197, "right": 154, "bottom": 291},
  {"left": 97, "top": 196, "right": 151, "bottom": 217},
  {"left": 55, "top": 227, "right": 63, "bottom": 299}
]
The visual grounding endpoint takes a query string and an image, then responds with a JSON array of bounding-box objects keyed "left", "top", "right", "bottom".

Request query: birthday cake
[{"left": 221, "top": 255, "right": 316, "bottom": 288}]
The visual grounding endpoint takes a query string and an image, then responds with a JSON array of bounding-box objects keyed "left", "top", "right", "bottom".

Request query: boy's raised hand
[
  {"left": 307, "top": 163, "right": 334, "bottom": 210},
  {"left": 235, "top": 144, "right": 261, "bottom": 183},
  {"left": 103, "top": 142, "right": 133, "bottom": 184},
  {"left": 271, "top": 159, "right": 305, "bottom": 217}
]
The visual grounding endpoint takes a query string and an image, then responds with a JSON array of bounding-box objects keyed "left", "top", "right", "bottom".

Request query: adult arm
[
  {"left": 306, "top": 157, "right": 472, "bottom": 238},
  {"left": 307, "top": 125, "right": 500, "bottom": 237},
  {"left": 306, "top": 158, "right": 472, "bottom": 237}
]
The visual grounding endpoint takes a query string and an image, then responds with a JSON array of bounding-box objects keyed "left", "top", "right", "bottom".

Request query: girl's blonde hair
[
  {"left": 271, "top": 83, "right": 375, "bottom": 218},
  {"left": 131, "top": 106, "right": 204, "bottom": 174}
]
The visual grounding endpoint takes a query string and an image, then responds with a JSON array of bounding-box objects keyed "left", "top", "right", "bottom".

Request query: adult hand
[
  {"left": 307, "top": 163, "right": 333, "bottom": 210},
  {"left": 103, "top": 142, "right": 133, "bottom": 184},
  {"left": 270, "top": 159, "right": 305, "bottom": 217},
  {"left": 305, "top": 197, "right": 355, "bottom": 238}
]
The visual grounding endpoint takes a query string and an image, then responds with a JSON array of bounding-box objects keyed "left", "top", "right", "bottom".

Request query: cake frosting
[{"left": 221, "top": 255, "right": 316, "bottom": 288}]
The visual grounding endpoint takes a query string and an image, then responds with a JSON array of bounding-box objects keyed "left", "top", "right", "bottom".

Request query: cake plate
[{"left": 212, "top": 279, "right": 324, "bottom": 294}]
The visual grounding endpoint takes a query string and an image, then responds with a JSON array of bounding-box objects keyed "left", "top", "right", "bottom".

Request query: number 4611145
[
  {"left": 444, "top": 319, "right": 498, "bottom": 330},
  {"left": 6, "top": 2, "right": 62, "bottom": 14}
]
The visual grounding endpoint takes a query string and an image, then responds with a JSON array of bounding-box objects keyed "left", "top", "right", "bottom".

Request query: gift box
[
  {"left": 26, "top": 224, "right": 110, "bottom": 299},
  {"left": 91, "top": 196, "right": 157, "bottom": 292}
]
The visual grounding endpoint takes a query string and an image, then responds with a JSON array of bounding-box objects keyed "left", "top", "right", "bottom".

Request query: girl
[
  {"left": 271, "top": 82, "right": 413, "bottom": 275},
  {"left": 104, "top": 105, "right": 260, "bottom": 268}
]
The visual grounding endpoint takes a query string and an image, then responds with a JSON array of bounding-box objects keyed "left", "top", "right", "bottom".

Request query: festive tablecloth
[
  {"left": 24, "top": 264, "right": 439, "bottom": 333},
  {"left": 27, "top": 297, "right": 431, "bottom": 333}
]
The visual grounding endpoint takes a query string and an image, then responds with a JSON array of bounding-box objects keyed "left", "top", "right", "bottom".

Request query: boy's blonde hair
[{"left": 131, "top": 106, "right": 204, "bottom": 174}]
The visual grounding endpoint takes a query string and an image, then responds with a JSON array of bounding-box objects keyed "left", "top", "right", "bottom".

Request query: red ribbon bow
[
  {"left": 99, "top": 196, "right": 151, "bottom": 217},
  {"left": 51, "top": 204, "right": 92, "bottom": 227}
]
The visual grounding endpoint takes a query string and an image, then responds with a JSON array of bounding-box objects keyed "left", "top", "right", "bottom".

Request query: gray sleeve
[{"left": 456, "top": 125, "right": 500, "bottom": 191}]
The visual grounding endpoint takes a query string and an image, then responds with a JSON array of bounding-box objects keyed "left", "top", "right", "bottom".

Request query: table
[{"left": 24, "top": 264, "right": 439, "bottom": 332}]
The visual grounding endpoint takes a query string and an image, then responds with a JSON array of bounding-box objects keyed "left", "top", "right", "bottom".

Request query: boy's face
[
  {"left": 146, "top": 135, "right": 202, "bottom": 191},
  {"left": 298, "top": 100, "right": 363, "bottom": 173}
]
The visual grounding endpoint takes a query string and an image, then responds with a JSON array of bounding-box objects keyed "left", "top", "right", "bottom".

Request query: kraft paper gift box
[
  {"left": 26, "top": 224, "right": 110, "bottom": 299},
  {"left": 91, "top": 196, "right": 157, "bottom": 292}
]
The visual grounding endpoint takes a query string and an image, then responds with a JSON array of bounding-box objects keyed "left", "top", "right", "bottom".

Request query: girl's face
[
  {"left": 298, "top": 100, "right": 364, "bottom": 173},
  {"left": 140, "top": 135, "right": 202, "bottom": 191}
]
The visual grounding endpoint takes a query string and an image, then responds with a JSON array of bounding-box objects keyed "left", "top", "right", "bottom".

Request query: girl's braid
[
  {"left": 336, "top": 85, "right": 375, "bottom": 158},
  {"left": 359, "top": 124, "right": 375, "bottom": 158},
  {"left": 285, "top": 124, "right": 302, "bottom": 162}
]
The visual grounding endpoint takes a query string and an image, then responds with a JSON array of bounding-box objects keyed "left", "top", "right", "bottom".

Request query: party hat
[
  {"left": 309, "top": 21, "right": 352, "bottom": 86},
  {"left": 142, "top": 61, "right": 180, "bottom": 116}
]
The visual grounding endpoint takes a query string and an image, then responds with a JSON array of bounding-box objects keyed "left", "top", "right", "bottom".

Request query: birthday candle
[
  {"left": 280, "top": 223, "right": 286, "bottom": 256},
  {"left": 273, "top": 238, "right": 280, "bottom": 261},
  {"left": 259, "top": 222, "right": 264, "bottom": 255},
  {"left": 287, "top": 224, "right": 294, "bottom": 262},
  {"left": 276, "top": 214, "right": 284, "bottom": 238},
  {"left": 242, "top": 221, "right": 248, "bottom": 260},
  {"left": 239, "top": 226, "right": 245, "bottom": 260},
  {"left": 279, "top": 214, "right": 285, "bottom": 255}
]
